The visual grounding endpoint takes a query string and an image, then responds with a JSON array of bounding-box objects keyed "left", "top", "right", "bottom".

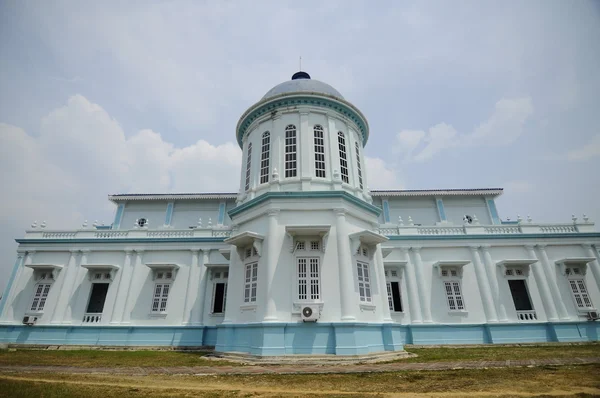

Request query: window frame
[
  {"left": 210, "top": 269, "right": 229, "bottom": 315},
  {"left": 354, "top": 141, "right": 363, "bottom": 189},
  {"left": 29, "top": 283, "right": 52, "bottom": 313},
  {"left": 337, "top": 132, "right": 349, "bottom": 184},
  {"left": 284, "top": 125, "right": 297, "bottom": 178},
  {"left": 243, "top": 248, "right": 259, "bottom": 303},
  {"left": 313, "top": 125, "right": 326, "bottom": 178},
  {"left": 259, "top": 131, "right": 271, "bottom": 184},
  {"left": 151, "top": 283, "right": 171, "bottom": 314},
  {"left": 384, "top": 268, "right": 403, "bottom": 313},
  {"left": 566, "top": 269, "right": 594, "bottom": 311},
  {"left": 245, "top": 142, "right": 252, "bottom": 191},
  {"left": 294, "top": 239, "right": 322, "bottom": 302},
  {"left": 439, "top": 266, "right": 465, "bottom": 312}
]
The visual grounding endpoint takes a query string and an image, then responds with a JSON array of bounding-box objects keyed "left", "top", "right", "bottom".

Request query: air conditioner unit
[
  {"left": 22, "top": 316, "right": 37, "bottom": 326},
  {"left": 587, "top": 311, "right": 599, "bottom": 321},
  {"left": 301, "top": 305, "right": 320, "bottom": 322}
]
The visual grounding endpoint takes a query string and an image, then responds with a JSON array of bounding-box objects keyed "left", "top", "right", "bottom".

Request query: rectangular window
[
  {"left": 386, "top": 281, "right": 402, "bottom": 312},
  {"left": 314, "top": 126, "right": 326, "bottom": 178},
  {"left": 285, "top": 125, "right": 297, "bottom": 178},
  {"left": 298, "top": 257, "right": 320, "bottom": 301},
  {"left": 444, "top": 281, "right": 464, "bottom": 311},
  {"left": 569, "top": 279, "right": 593, "bottom": 309},
  {"left": 30, "top": 283, "right": 52, "bottom": 312},
  {"left": 212, "top": 282, "right": 227, "bottom": 313},
  {"left": 86, "top": 283, "right": 109, "bottom": 313},
  {"left": 260, "top": 132, "right": 270, "bottom": 184},
  {"left": 245, "top": 142, "right": 252, "bottom": 191},
  {"left": 355, "top": 141, "right": 363, "bottom": 189},
  {"left": 152, "top": 283, "right": 171, "bottom": 313},
  {"left": 357, "top": 261, "right": 371, "bottom": 302},
  {"left": 508, "top": 279, "right": 533, "bottom": 311},
  {"left": 337, "top": 132, "right": 349, "bottom": 183},
  {"left": 244, "top": 262, "right": 258, "bottom": 303}
]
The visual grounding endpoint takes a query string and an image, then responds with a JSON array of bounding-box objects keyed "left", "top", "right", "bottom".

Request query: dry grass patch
[{"left": 1, "top": 364, "right": 599, "bottom": 397}]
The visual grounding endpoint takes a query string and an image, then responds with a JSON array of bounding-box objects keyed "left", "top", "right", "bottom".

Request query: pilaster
[
  {"left": 334, "top": 208, "right": 355, "bottom": 321},
  {"left": 0, "top": 252, "right": 26, "bottom": 323},
  {"left": 196, "top": 249, "right": 210, "bottom": 325},
  {"left": 121, "top": 249, "right": 144, "bottom": 325},
  {"left": 109, "top": 249, "right": 133, "bottom": 324},
  {"left": 525, "top": 245, "right": 559, "bottom": 321},
  {"left": 400, "top": 247, "right": 422, "bottom": 323},
  {"left": 52, "top": 250, "right": 81, "bottom": 324},
  {"left": 263, "top": 209, "right": 280, "bottom": 321},
  {"left": 411, "top": 247, "right": 432, "bottom": 323},
  {"left": 536, "top": 245, "right": 570, "bottom": 320},
  {"left": 469, "top": 246, "right": 498, "bottom": 322},
  {"left": 374, "top": 246, "right": 392, "bottom": 322},
  {"left": 481, "top": 245, "right": 508, "bottom": 321},
  {"left": 582, "top": 244, "right": 600, "bottom": 291},
  {"left": 182, "top": 249, "right": 201, "bottom": 325}
]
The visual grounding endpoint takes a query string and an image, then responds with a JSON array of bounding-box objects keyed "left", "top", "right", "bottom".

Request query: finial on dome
[{"left": 291, "top": 71, "right": 311, "bottom": 80}]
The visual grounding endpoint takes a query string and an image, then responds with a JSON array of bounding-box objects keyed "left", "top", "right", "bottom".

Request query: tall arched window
[
  {"left": 284, "top": 125, "right": 297, "bottom": 178},
  {"left": 314, "top": 125, "right": 326, "bottom": 178},
  {"left": 355, "top": 141, "right": 363, "bottom": 189},
  {"left": 337, "top": 132, "right": 349, "bottom": 183},
  {"left": 260, "top": 132, "right": 271, "bottom": 184},
  {"left": 245, "top": 142, "right": 252, "bottom": 191}
]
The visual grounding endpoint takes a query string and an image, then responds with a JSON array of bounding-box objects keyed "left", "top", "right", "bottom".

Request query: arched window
[
  {"left": 355, "top": 141, "right": 363, "bottom": 189},
  {"left": 337, "top": 132, "right": 349, "bottom": 183},
  {"left": 245, "top": 142, "right": 252, "bottom": 191},
  {"left": 314, "top": 125, "right": 326, "bottom": 178},
  {"left": 284, "top": 125, "right": 297, "bottom": 178},
  {"left": 260, "top": 132, "right": 270, "bottom": 184}
]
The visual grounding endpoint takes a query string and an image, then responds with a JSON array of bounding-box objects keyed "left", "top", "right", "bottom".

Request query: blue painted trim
[
  {"left": 0, "top": 255, "right": 24, "bottom": 317},
  {"left": 436, "top": 199, "right": 447, "bottom": 221},
  {"left": 487, "top": 199, "right": 500, "bottom": 225},
  {"left": 382, "top": 200, "right": 391, "bottom": 223},
  {"left": 112, "top": 204, "right": 124, "bottom": 230},
  {"left": 217, "top": 202, "right": 226, "bottom": 225},
  {"left": 386, "top": 233, "right": 600, "bottom": 240},
  {"left": 237, "top": 96, "right": 369, "bottom": 148},
  {"left": 16, "top": 237, "right": 226, "bottom": 244},
  {"left": 501, "top": 221, "right": 519, "bottom": 225},
  {"left": 229, "top": 191, "right": 382, "bottom": 218},
  {"left": 164, "top": 202, "right": 174, "bottom": 226}
]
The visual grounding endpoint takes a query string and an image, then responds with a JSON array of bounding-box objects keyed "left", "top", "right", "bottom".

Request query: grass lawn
[
  {"left": 1, "top": 364, "right": 599, "bottom": 397},
  {"left": 0, "top": 342, "right": 597, "bottom": 368}
]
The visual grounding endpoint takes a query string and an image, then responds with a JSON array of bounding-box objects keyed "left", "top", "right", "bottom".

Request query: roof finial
[{"left": 299, "top": 55, "right": 302, "bottom": 71}]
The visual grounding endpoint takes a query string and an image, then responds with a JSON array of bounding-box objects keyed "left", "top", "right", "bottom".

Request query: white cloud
[
  {"left": 364, "top": 156, "right": 403, "bottom": 189},
  {"left": 566, "top": 134, "right": 600, "bottom": 161},
  {"left": 503, "top": 180, "right": 534, "bottom": 194},
  {"left": 395, "top": 97, "right": 533, "bottom": 162}
]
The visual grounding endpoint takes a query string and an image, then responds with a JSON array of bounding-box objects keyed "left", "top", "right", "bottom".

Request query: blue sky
[{"left": 1, "top": 1, "right": 599, "bottom": 291}]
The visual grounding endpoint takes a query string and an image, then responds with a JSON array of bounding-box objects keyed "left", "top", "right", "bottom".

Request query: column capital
[
  {"left": 80, "top": 249, "right": 91, "bottom": 254},
  {"left": 25, "top": 250, "right": 36, "bottom": 255},
  {"left": 536, "top": 244, "right": 547, "bottom": 250},
  {"left": 480, "top": 244, "right": 491, "bottom": 251},
  {"left": 16, "top": 251, "right": 26, "bottom": 258},
  {"left": 524, "top": 244, "right": 536, "bottom": 251},
  {"left": 124, "top": 249, "right": 134, "bottom": 255},
  {"left": 469, "top": 245, "right": 480, "bottom": 252},
  {"left": 266, "top": 208, "right": 280, "bottom": 217},
  {"left": 190, "top": 248, "right": 201, "bottom": 254},
  {"left": 411, "top": 246, "right": 422, "bottom": 253},
  {"left": 333, "top": 208, "right": 347, "bottom": 216},
  {"left": 581, "top": 243, "right": 593, "bottom": 250},
  {"left": 400, "top": 246, "right": 410, "bottom": 253},
  {"left": 134, "top": 249, "right": 145, "bottom": 254}
]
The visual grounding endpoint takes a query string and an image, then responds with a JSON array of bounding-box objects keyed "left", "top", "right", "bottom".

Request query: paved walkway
[{"left": 1, "top": 357, "right": 598, "bottom": 376}]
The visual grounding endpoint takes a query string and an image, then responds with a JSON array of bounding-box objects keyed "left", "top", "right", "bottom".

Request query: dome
[{"left": 261, "top": 71, "right": 344, "bottom": 100}]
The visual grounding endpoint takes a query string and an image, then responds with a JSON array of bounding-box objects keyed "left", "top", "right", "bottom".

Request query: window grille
[
  {"left": 260, "top": 132, "right": 270, "bottom": 184},
  {"left": 444, "top": 281, "right": 465, "bottom": 311},
  {"left": 386, "top": 281, "right": 403, "bottom": 312},
  {"left": 244, "top": 262, "right": 258, "bottom": 303},
  {"left": 569, "top": 279, "right": 593, "bottom": 308},
  {"left": 314, "top": 125, "right": 326, "bottom": 178},
  {"left": 285, "top": 125, "right": 297, "bottom": 178},
  {"left": 310, "top": 241, "right": 320, "bottom": 251},
  {"left": 104, "top": 273, "right": 111, "bottom": 280},
  {"left": 505, "top": 269, "right": 514, "bottom": 276},
  {"left": 390, "top": 270, "right": 398, "bottom": 277},
  {"left": 245, "top": 142, "right": 252, "bottom": 191},
  {"left": 94, "top": 273, "right": 102, "bottom": 280},
  {"left": 441, "top": 269, "right": 448, "bottom": 277},
  {"left": 450, "top": 269, "right": 458, "bottom": 277},
  {"left": 573, "top": 267, "right": 581, "bottom": 275},
  {"left": 515, "top": 269, "right": 523, "bottom": 276},
  {"left": 30, "top": 283, "right": 51, "bottom": 312},
  {"left": 357, "top": 262, "right": 372, "bottom": 302},
  {"left": 296, "top": 241, "right": 305, "bottom": 251},
  {"left": 151, "top": 283, "right": 170, "bottom": 313},
  {"left": 355, "top": 141, "right": 363, "bottom": 189},
  {"left": 337, "top": 132, "right": 349, "bottom": 183}
]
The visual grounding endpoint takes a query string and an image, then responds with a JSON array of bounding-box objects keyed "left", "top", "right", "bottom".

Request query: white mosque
[{"left": 0, "top": 72, "right": 598, "bottom": 355}]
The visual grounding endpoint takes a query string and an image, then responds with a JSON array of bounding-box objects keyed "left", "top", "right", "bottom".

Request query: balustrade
[
  {"left": 516, "top": 310, "right": 537, "bottom": 321},
  {"left": 82, "top": 313, "right": 102, "bottom": 323}
]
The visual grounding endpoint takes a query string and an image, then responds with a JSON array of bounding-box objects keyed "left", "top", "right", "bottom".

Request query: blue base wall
[{"left": 0, "top": 322, "right": 598, "bottom": 355}]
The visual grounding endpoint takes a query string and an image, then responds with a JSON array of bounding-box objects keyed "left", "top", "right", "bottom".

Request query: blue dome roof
[{"left": 262, "top": 72, "right": 344, "bottom": 100}]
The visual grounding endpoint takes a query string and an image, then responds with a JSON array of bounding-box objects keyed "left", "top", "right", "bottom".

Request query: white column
[
  {"left": 375, "top": 246, "right": 392, "bottom": 322},
  {"left": 182, "top": 249, "right": 200, "bottom": 325},
  {"left": 0, "top": 252, "right": 26, "bottom": 323},
  {"left": 400, "top": 247, "right": 422, "bottom": 324},
  {"left": 335, "top": 208, "right": 355, "bottom": 321},
  {"left": 221, "top": 248, "right": 236, "bottom": 324},
  {"left": 109, "top": 250, "right": 133, "bottom": 324},
  {"left": 481, "top": 245, "right": 507, "bottom": 321},
  {"left": 411, "top": 247, "right": 432, "bottom": 323},
  {"left": 469, "top": 246, "right": 498, "bottom": 322},
  {"left": 536, "top": 245, "right": 569, "bottom": 320},
  {"left": 195, "top": 250, "right": 210, "bottom": 325},
  {"left": 583, "top": 244, "right": 600, "bottom": 290},
  {"left": 119, "top": 249, "right": 143, "bottom": 324},
  {"left": 53, "top": 250, "right": 82, "bottom": 324},
  {"left": 525, "top": 245, "right": 559, "bottom": 321},
  {"left": 263, "top": 209, "right": 280, "bottom": 321},
  {"left": 299, "top": 111, "right": 311, "bottom": 181},
  {"left": 327, "top": 114, "right": 338, "bottom": 188}
]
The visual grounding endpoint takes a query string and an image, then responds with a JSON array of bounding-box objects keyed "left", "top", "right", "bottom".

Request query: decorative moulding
[
  {"left": 25, "top": 263, "right": 63, "bottom": 281},
  {"left": 555, "top": 257, "right": 595, "bottom": 276},
  {"left": 219, "top": 248, "right": 231, "bottom": 261},
  {"left": 144, "top": 262, "right": 180, "bottom": 280},
  {"left": 224, "top": 231, "right": 264, "bottom": 259},
  {"left": 285, "top": 225, "right": 330, "bottom": 253},
  {"left": 432, "top": 261, "right": 470, "bottom": 278},
  {"left": 496, "top": 259, "right": 538, "bottom": 277},
  {"left": 81, "top": 264, "right": 119, "bottom": 281},
  {"left": 349, "top": 230, "right": 389, "bottom": 256}
]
